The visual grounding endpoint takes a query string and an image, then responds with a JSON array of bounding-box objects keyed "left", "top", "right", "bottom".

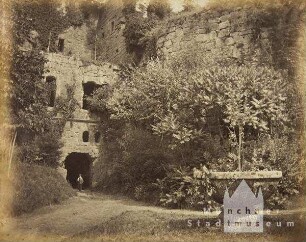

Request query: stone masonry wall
[
  {"left": 57, "top": 22, "right": 95, "bottom": 62},
  {"left": 44, "top": 53, "right": 119, "bottom": 164},
  {"left": 96, "top": 0, "right": 132, "bottom": 65},
  {"left": 155, "top": 7, "right": 272, "bottom": 61}
]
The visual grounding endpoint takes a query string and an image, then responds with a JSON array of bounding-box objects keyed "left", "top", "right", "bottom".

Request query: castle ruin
[{"left": 41, "top": 1, "right": 294, "bottom": 189}]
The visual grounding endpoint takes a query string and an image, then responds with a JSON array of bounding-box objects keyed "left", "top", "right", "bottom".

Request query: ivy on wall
[
  {"left": 12, "top": 0, "right": 86, "bottom": 52},
  {"left": 10, "top": 0, "right": 84, "bottom": 166},
  {"left": 122, "top": 0, "right": 171, "bottom": 63}
]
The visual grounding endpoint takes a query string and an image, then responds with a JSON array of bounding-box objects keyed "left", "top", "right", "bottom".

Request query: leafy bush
[
  {"left": 106, "top": 47, "right": 289, "bottom": 172},
  {"left": 147, "top": 0, "right": 171, "bottom": 19},
  {"left": 91, "top": 36, "right": 301, "bottom": 209},
  {"left": 16, "top": 127, "right": 63, "bottom": 167},
  {"left": 11, "top": 162, "right": 75, "bottom": 216},
  {"left": 94, "top": 125, "right": 171, "bottom": 202},
  {"left": 155, "top": 165, "right": 218, "bottom": 210},
  {"left": 243, "top": 134, "right": 304, "bottom": 208},
  {"left": 12, "top": 0, "right": 87, "bottom": 52}
]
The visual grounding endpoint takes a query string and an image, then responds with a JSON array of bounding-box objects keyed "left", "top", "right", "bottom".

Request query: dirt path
[
  {"left": 1, "top": 191, "right": 207, "bottom": 241},
  {"left": 1, "top": 192, "right": 305, "bottom": 242}
]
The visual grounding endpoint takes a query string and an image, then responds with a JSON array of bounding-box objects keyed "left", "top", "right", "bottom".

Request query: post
[
  {"left": 8, "top": 131, "right": 17, "bottom": 177},
  {"left": 94, "top": 33, "right": 97, "bottom": 61},
  {"left": 47, "top": 31, "right": 51, "bottom": 53},
  {"left": 238, "top": 126, "right": 242, "bottom": 171}
]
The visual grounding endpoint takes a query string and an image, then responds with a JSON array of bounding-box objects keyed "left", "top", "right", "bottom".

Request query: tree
[
  {"left": 147, "top": 0, "right": 171, "bottom": 19},
  {"left": 206, "top": 65, "right": 288, "bottom": 170},
  {"left": 10, "top": 1, "right": 80, "bottom": 166},
  {"left": 102, "top": 48, "right": 289, "bottom": 171}
]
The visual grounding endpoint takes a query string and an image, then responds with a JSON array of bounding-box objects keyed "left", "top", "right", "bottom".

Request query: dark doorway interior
[
  {"left": 46, "top": 76, "right": 56, "bottom": 107},
  {"left": 82, "top": 82, "right": 102, "bottom": 110},
  {"left": 58, "top": 38, "right": 65, "bottom": 52},
  {"left": 64, "top": 153, "right": 92, "bottom": 189}
]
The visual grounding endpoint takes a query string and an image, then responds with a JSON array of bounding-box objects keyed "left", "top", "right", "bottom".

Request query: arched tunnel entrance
[{"left": 64, "top": 153, "right": 92, "bottom": 189}]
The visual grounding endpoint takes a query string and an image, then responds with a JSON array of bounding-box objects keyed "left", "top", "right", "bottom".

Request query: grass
[
  {"left": 71, "top": 210, "right": 305, "bottom": 242},
  {"left": 10, "top": 162, "right": 75, "bottom": 216}
]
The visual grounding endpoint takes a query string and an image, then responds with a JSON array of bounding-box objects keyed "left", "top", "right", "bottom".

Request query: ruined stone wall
[
  {"left": 96, "top": 0, "right": 132, "bottom": 65},
  {"left": 57, "top": 21, "right": 96, "bottom": 62},
  {"left": 53, "top": 1, "right": 131, "bottom": 65},
  {"left": 44, "top": 53, "right": 119, "bottom": 163},
  {"left": 155, "top": 7, "right": 272, "bottom": 61}
]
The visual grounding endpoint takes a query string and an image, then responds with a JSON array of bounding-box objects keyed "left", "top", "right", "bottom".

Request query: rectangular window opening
[{"left": 58, "top": 38, "right": 65, "bottom": 52}]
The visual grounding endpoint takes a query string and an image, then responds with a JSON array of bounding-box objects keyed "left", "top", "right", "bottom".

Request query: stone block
[
  {"left": 219, "top": 14, "right": 231, "bottom": 22},
  {"left": 195, "top": 34, "right": 210, "bottom": 42},
  {"left": 208, "top": 18, "right": 220, "bottom": 24},
  {"left": 240, "top": 29, "right": 253, "bottom": 36},
  {"left": 218, "top": 28, "right": 230, "bottom": 38},
  {"left": 209, "top": 31, "right": 217, "bottom": 40},
  {"left": 205, "top": 42, "right": 214, "bottom": 50},
  {"left": 198, "top": 27, "right": 209, "bottom": 34},
  {"left": 261, "top": 30, "right": 269, "bottom": 39},
  {"left": 225, "top": 37, "right": 235, "bottom": 46},
  {"left": 164, "top": 39, "right": 172, "bottom": 48},
  {"left": 176, "top": 29, "right": 184, "bottom": 38},
  {"left": 231, "top": 31, "right": 240, "bottom": 38},
  {"left": 219, "top": 20, "right": 230, "bottom": 30},
  {"left": 166, "top": 31, "right": 177, "bottom": 40},
  {"left": 208, "top": 22, "right": 219, "bottom": 31},
  {"left": 215, "top": 37, "right": 223, "bottom": 47}
]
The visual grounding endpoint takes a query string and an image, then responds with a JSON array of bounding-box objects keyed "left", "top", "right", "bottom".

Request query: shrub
[
  {"left": 243, "top": 134, "right": 304, "bottom": 208},
  {"left": 155, "top": 165, "right": 219, "bottom": 210},
  {"left": 94, "top": 125, "right": 171, "bottom": 202},
  {"left": 107, "top": 47, "right": 289, "bottom": 172},
  {"left": 11, "top": 162, "right": 75, "bottom": 216}
]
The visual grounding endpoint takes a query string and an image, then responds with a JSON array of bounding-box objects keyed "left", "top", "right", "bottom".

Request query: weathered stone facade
[
  {"left": 96, "top": 0, "right": 132, "bottom": 64},
  {"left": 155, "top": 7, "right": 272, "bottom": 61},
  {"left": 46, "top": 4, "right": 286, "bottom": 186},
  {"left": 54, "top": 0, "right": 132, "bottom": 65},
  {"left": 57, "top": 23, "right": 95, "bottom": 62},
  {"left": 45, "top": 53, "right": 119, "bottom": 166}
]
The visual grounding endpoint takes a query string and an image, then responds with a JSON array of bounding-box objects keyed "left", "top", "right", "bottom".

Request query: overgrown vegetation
[
  {"left": 11, "top": 0, "right": 80, "bottom": 167},
  {"left": 12, "top": 0, "right": 102, "bottom": 52},
  {"left": 8, "top": 0, "right": 82, "bottom": 214},
  {"left": 92, "top": 38, "right": 303, "bottom": 209},
  {"left": 122, "top": 0, "right": 172, "bottom": 63},
  {"left": 11, "top": 162, "right": 75, "bottom": 215},
  {"left": 8, "top": 0, "right": 304, "bottom": 212}
]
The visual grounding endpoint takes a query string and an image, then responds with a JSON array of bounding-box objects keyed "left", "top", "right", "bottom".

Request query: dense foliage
[
  {"left": 11, "top": 162, "right": 75, "bottom": 215},
  {"left": 122, "top": 0, "right": 171, "bottom": 62},
  {"left": 91, "top": 42, "right": 302, "bottom": 208},
  {"left": 12, "top": 0, "right": 91, "bottom": 52},
  {"left": 11, "top": 1, "right": 79, "bottom": 166},
  {"left": 156, "top": 165, "right": 218, "bottom": 209},
  {"left": 94, "top": 125, "right": 170, "bottom": 202}
]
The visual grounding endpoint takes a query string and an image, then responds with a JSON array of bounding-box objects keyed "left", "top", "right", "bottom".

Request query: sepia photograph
[{"left": 0, "top": 0, "right": 305, "bottom": 241}]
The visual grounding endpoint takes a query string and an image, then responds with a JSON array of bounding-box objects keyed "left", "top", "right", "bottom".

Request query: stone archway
[{"left": 64, "top": 152, "right": 93, "bottom": 189}]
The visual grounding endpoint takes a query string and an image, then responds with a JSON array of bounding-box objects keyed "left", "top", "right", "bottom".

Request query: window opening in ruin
[
  {"left": 64, "top": 153, "right": 92, "bottom": 189},
  {"left": 94, "top": 132, "right": 101, "bottom": 143},
  {"left": 46, "top": 76, "right": 56, "bottom": 107},
  {"left": 111, "top": 21, "right": 115, "bottom": 31},
  {"left": 58, "top": 38, "right": 65, "bottom": 52},
  {"left": 83, "top": 131, "right": 89, "bottom": 142},
  {"left": 82, "top": 82, "right": 102, "bottom": 110}
]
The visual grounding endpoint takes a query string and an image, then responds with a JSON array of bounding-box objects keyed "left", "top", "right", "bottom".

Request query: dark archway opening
[{"left": 64, "top": 153, "right": 92, "bottom": 189}]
